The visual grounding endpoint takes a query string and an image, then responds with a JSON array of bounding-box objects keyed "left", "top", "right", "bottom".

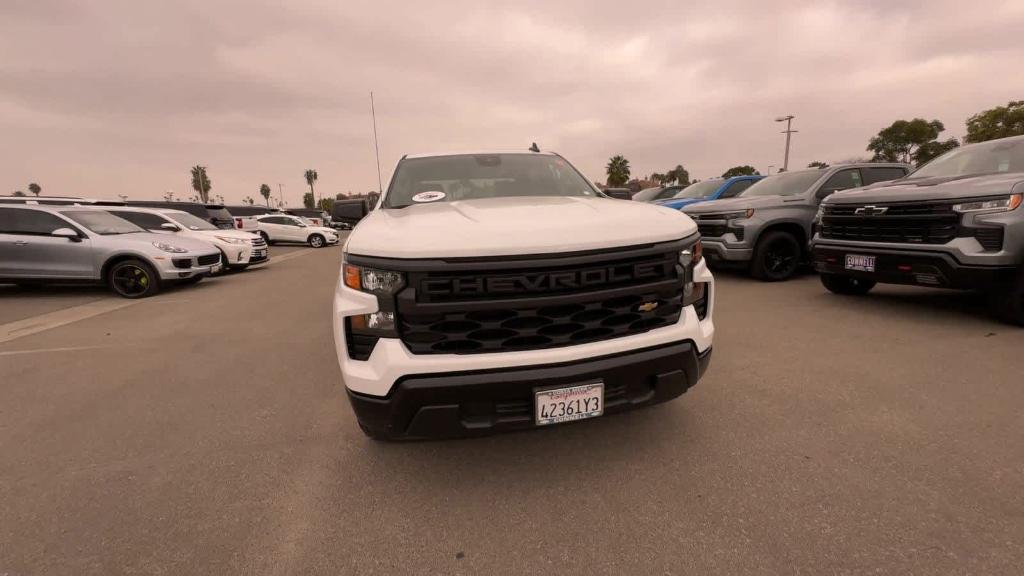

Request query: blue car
[{"left": 654, "top": 175, "right": 765, "bottom": 210}]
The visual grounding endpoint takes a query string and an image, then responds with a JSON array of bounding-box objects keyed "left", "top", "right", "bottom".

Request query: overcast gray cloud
[{"left": 2, "top": 0, "right": 1023, "bottom": 204}]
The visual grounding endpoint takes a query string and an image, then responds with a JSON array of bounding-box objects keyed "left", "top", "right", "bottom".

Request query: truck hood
[
  {"left": 344, "top": 196, "right": 696, "bottom": 258},
  {"left": 682, "top": 195, "right": 792, "bottom": 214},
  {"left": 656, "top": 197, "right": 709, "bottom": 210},
  {"left": 827, "top": 172, "right": 1024, "bottom": 204}
]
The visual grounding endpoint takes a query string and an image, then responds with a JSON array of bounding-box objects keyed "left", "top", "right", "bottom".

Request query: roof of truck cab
[{"left": 402, "top": 150, "right": 559, "bottom": 159}]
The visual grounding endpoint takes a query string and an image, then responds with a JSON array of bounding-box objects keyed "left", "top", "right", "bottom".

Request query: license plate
[
  {"left": 210, "top": 264, "right": 222, "bottom": 274},
  {"left": 845, "top": 254, "right": 876, "bottom": 272},
  {"left": 535, "top": 383, "right": 604, "bottom": 426}
]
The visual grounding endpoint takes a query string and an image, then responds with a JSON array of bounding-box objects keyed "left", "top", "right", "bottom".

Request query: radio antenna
[{"left": 371, "top": 91, "right": 383, "bottom": 195}]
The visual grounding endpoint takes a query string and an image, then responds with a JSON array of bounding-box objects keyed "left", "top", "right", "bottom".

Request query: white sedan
[{"left": 254, "top": 214, "right": 339, "bottom": 248}]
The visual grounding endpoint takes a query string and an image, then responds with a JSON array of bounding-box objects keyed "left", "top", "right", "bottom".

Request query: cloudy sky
[{"left": 2, "top": 0, "right": 1023, "bottom": 204}]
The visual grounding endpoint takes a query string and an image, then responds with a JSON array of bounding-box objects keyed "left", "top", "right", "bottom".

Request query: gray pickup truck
[
  {"left": 682, "top": 163, "right": 910, "bottom": 280},
  {"left": 813, "top": 135, "right": 1024, "bottom": 325}
]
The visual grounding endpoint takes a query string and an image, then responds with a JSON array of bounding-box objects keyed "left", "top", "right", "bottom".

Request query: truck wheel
[
  {"left": 820, "top": 273, "right": 875, "bottom": 295},
  {"left": 989, "top": 269, "right": 1024, "bottom": 326},
  {"left": 750, "top": 231, "right": 801, "bottom": 281},
  {"left": 107, "top": 259, "right": 160, "bottom": 298},
  {"left": 308, "top": 234, "right": 326, "bottom": 248}
]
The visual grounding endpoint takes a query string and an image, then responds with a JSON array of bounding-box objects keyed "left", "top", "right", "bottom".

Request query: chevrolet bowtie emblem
[
  {"left": 637, "top": 301, "right": 659, "bottom": 312},
  {"left": 854, "top": 205, "right": 888, "bottom": 216}
]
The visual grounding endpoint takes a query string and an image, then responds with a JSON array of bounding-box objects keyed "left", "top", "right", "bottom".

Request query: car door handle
[{"left": 13, "top": 240, "right": 28, "bottom": 246}]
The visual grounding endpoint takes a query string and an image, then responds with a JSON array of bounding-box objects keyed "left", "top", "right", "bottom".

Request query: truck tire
[
  {"left": 308, "top": 234, "right": 326, "bottom": 248},
  {"left": 750, "top": 230, "right": 801, "bottom": 281},
  {"left": 989, "top": 269, "right": 1024, "bottom": 326},
  {"left": 820, "top": 273, "right": 875, "bottom": 295},
  {"left": 107, "top": 259, "right": 161, "bottom": 298}
]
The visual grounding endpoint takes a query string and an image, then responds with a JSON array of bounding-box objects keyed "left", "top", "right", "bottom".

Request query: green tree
[
  {"left": 243, "top": 195, "right": 255, "bottom": 205},
  {"left": 304, "top": 169, "right": 318, "bottom": 203},
  {"left": 605, "top": 155, "right": 630, "bottom": 187},
  {"left": 914, "top": 138, "right": 960, "bottom": 165},
  {"left": 965, "top": 100, "right": 1024, "bottom": 143},
  {"left": 190, "top": 165, "right": 212, "bottom": 202},
  {"left": 302, "top": 191, "right": 315, "bottom": 209},
  {"left": 28, "top": 182, "right": 41, "bottom": 196},
  {"left": 12, "top": 190, "right": 26, "bottom": 196},
  {"left": 259, "top": 183, "right": 272, "bottom": 206},
  {"left": 664, "top": 164, "right": 690, "bottom": 186},
  {"left": 867, "top": 119, "right": 954, "bottom": 166},
  {"left": 807, "top": 161, "right": 829, "bottom": 169},
  {"left": 721, "top": 165, "right": 759, "bottom": 178},
  {"left": 317, "top": 197, "right": 335, "bottom": 212}
]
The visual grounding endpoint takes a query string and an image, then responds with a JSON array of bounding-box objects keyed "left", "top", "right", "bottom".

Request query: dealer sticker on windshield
[
  {"left": 535, "top": 382, "right": 604, "bottom": 426},
  {"left": 412, "top": 190, "right": 446, "bottom": 203}
]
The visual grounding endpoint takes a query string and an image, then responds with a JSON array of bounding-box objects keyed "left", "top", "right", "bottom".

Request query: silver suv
[
  {"left": 682, "top": 163, "right": 910, "bottom": 280},
  {"left": 0, "top": 205, "right": 222, "bottom": 298}
]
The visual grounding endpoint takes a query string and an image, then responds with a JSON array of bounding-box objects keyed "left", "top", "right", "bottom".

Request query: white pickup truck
[{"left": 332, "top": 150, "right": 715, "bottom": 439}]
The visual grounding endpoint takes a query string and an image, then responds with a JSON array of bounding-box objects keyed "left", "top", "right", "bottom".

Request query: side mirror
[
  {"left": 52, "top": 228, "right": 82, "bottom": 242},
  {"left": 161, "top": 222, "right": 181, "bottom": 231},
  {"left": 603, "top": 188, "right": 633, "bottom": 200},
  {"left": 332, "top": 199, "right": 369, "bottom": 225}
]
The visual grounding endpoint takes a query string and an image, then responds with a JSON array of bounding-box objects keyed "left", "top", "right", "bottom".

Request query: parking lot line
[
  {"left": 0, "top": 345, "right": 116, "bottom": 357},
  {"left": 0, "top": 299, "right": 141, "bottom": 345}
]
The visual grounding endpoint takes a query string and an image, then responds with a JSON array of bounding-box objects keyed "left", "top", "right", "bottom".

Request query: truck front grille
[
  {"left": 820, "top": 201, "right": 958, "bottom": 244},
  {"left": 392, "top": 242, "right": 687, "bottom": 355}
]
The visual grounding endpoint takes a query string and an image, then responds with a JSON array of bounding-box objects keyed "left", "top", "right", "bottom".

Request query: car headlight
[
  {"left": 814, "top": 204, "right": 825, "bottom": 223},
  {"left": 679, "top": 239, "right": 703, "bottom": 267},
  {"left": 343, "top": 262, "right": 404, "bottom": 295},
  {"left": 214, "top": 235, "right": 248, "bottom": 244},
  {"left": 723, "top": 209, "right": 755, "bottom": 220},
  {"left": 152, "top": 242, "right": 189, "bottom": 253},
  {"left": 952, "top": 193, "right": 1022, "bottom": 214}
]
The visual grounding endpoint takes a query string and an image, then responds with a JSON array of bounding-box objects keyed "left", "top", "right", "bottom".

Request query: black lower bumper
[
  {"left": 347, "top": 341, "right": 711, "bottom": 440},
  {"left": 813, "top": 245, "right": 1017, "bottom": 290}
]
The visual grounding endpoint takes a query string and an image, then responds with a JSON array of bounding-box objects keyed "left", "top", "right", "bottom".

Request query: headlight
[
  {"left": 952, "top": 194, "right": 1022, "bottom": 214},
  {"left": 720, "top": 209, "right": 755, "bottom": 220},
  {"left": 152, "top": 242, "right": 188, "bottom": 253},
  {"left": 679, "top": 240, "right": 703, "bottom": 267},
  {"left": 814, "top": 204, "right": 825, "bottom": 223},
  {"left": 214, "top": 235, "right": 248, "bottom": 244},
  {"left": 343, "top": 262, "right": 404, "bottom": 295}
]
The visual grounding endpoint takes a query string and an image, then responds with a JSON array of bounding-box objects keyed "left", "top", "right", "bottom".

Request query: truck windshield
[
  {"left": 671, "top": 180, "right": 722, "bottom": 199},
  {"left": 742, "top": 170, "right": 824, "bottom": 197},
  {"left": 62, "top": 210, "right": 144, "bottom": 235},
  {"left": 384, "top": 154, "right": 598, "bottom": 208},
  {"left": 910, "top": 138, "right": 1024, "bottom": 179}
]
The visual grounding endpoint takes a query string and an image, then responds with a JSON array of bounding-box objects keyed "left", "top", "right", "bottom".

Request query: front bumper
[
  {"left": 158, "top": 252, "right": 222, "bottom": 279},
  {"left": 812, "top": 244, "right": 1017, "bottom": 290},
  {"left": 701, "top": 239, "right": 753, "bottom": 263},
  {"left": 348, "top": 341, "right": 712, "bottom": 439}
]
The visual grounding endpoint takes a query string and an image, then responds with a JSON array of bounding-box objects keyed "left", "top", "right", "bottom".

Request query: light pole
[
  {"left": 775, "top": 115, "right": 797, "bottom": 172},
  {"left": 277, "top": 183, "right": 284, "bottom": 207},
  {"left": 767, "top": 165, "right": 776, "bottom": 175}
]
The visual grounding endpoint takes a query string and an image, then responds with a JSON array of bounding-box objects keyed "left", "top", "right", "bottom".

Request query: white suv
[
  {"left": 254, "top": 214, "right": 339, "bottom": 248},
  {"left": 332, "top": 151, "right": 714, "bottom": 439},
  {"left": 107, "top": 207, "right": 268, "bottom": 271}
]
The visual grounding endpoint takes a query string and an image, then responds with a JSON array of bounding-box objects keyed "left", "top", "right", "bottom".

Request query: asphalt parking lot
[{"left": 1, "top": 241, "right": 1022, "bottom": 575}]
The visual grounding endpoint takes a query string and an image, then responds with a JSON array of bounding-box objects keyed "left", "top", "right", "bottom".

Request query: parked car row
[{"left": 0, "top": 198, "right": 342, "bottom": 298}]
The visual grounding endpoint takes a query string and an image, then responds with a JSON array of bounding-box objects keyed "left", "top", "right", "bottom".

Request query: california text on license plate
[
  {"left": 535, "top": 383, "right": 604, "bottom": 426},
  {"left": 845, "top": 254, "right": 876, "bottom": 272}
]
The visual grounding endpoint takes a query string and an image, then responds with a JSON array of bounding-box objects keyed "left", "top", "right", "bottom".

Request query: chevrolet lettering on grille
[{"left": 421, "top": 261, "right": 669, "bottom": 297}]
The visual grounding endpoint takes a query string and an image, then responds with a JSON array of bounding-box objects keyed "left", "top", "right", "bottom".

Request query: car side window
[
  {"left": 862, "top": 167, "right": 909, "bottom": 185},
  {"left": 719, "top": 180, "right": 753, "bottom": 199},
  {"left": 0, "top": 208, "right": 69, "bottom": 235},
  {"left": 112, "top": 211, "right": 168, "bottom": 231},
  {"left": 817, "top": 169, "right": 863, "bottom": 198}
]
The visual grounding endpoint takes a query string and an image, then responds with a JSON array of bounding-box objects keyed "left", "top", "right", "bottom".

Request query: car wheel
[
  {"left": 107, "top": 259, "right": 160, "bottom": 298},
  {"left": 989, "top": 268, "right": 1024, "bottom": 326},
  {"left": 750, "top": 231, "right": 801, "bottom": 281},
  {"left": 308, "top": 234, "right": 326, "bottom": 248},
  {"left": 820, "top": 273, "right": 875, "bottom": 295},
  {"left": 258, "top": 231, "right": 273, "bottom": 245}
]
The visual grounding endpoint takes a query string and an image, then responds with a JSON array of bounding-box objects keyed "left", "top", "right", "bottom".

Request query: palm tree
[
  {"left": 259, "top": 184, "right": 272, "bottom": 206},
  {"left": 243, "top": 195, "right": 255, "bottom": 205},
  {"left": 304, "top": 169, "right": 318, "bottom": 203},
  {"left": 28, "top": 183, "right": 41, "bottom": 196},
  {"left": 191, "top": 166, "right": 212, "bottom": 202},
  {"left": 666, "top": 165, "right": 690, "bottom": 186},
  {"left": 605, "top": 155, "right": 630, "bottom": 187}
]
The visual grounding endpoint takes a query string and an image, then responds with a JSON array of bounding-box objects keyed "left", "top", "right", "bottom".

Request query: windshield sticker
[{"left": 412, "top": 191, "right": 446, "bottom": 203}]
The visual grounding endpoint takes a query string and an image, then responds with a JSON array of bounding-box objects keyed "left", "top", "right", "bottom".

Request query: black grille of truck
[
  {"left": 820, "top": 201, "right": 959, "bottom": 244},
  {"left": 696, "top": 223, "right": 726, "bottom": 238},
  {"left": 392, "top": 242, "right": 686, "bottom": 355}
]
